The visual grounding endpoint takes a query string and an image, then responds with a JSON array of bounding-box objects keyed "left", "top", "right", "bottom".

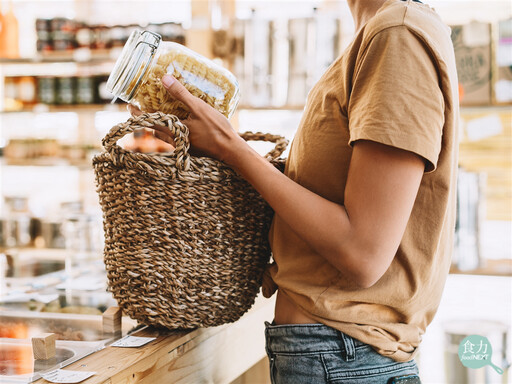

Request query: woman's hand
[{"left": 128, "top": 74, "right": 247, "bottom": 166}]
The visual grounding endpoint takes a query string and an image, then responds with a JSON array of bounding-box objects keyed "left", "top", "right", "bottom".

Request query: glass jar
[
  {"left": 106, "top": 30, "right": 240, "bottom": 119},
  {"left": 37, "top": 76, "right": 57, "bottom": 104},
  {"left": 56, "top": 77, "right": 76, "bottom": 105}
]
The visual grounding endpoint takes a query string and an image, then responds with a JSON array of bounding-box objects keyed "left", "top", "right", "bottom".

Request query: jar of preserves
[
  {"left": 106, "top": 30, "right": 240, "bottom": 119},
  {"left": 56, "top": 77, "right": 76, "bottom": 105},
  {"left": 37, "top": 76, "right": 57, "bottom": 104},
  {"left": 76, "top": 76, "right": 96, "bottom": 104}
]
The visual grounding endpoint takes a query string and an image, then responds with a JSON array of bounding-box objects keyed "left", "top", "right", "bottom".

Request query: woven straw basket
[{"left": 92, "top": 112, "right": 287, "bottom": 328}]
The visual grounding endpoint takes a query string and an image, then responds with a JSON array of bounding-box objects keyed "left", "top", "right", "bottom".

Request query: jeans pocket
[
  {"left": 270, "top": 354, "right": 329, "bottom": 384},
  {"left": 321, "top": 348, "right": 419, "bottom": 384}
]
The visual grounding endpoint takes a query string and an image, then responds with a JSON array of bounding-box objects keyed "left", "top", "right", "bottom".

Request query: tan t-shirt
[{"left": 266, "top": 0, "right": 459, "bottom": 362}]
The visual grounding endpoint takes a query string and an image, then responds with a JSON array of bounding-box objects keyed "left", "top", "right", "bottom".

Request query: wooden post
[
  {"left": 32, "top": 333, "right": 56, "bottom": 360},
  {"left": 103, "top": 306, "right": 122, "bottom": 333},
  {"left": 187, "top": 0, "right": 236, "bottom": 59},
  {"left": 186, "top": 0, "right": 213, "bottom": 58}
]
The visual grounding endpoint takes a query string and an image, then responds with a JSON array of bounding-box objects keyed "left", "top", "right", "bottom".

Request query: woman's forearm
[
  {"left": 227, "top": 139, "right": 424, "bottom": 289},
  {"left": 228, "top": 142, "right": 366, "bottom": 286}
]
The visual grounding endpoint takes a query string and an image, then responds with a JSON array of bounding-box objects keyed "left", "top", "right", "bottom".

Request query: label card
[
  {"left": 465, "top": 114, "right": 503, "bottom": 141},
  {"left": 463, "top": 22, "right": 490, "bottom": 47},
  {"left": 110, "top": 335, "right": 156, "bottom": 348},
  {"left": 41, "top": 369, "right": 95, "bottom": 383}
]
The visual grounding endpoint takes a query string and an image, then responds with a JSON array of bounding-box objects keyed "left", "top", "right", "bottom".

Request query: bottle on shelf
[
  {"left": 18, "top": 77, "right": 37, "bottom": 105},
  {"left": 0, "top": 0, "right": 20, "bottom": 58},
  {"left": 0, "top": 1, "right": 4, "bottom": 57},
  {"left": 0, "top": 2, "right": 3, "bottom": 55}
]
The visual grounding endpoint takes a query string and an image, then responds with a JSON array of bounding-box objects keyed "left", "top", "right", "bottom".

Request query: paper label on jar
[
  {"left": 41, "top": 369, "right": 95, "bottom": 383},
  {"left": 110, "top": 335, "right": 156, "bottom": 348}
]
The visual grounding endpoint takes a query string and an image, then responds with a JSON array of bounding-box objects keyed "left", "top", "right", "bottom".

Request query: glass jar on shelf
[
  {"left": 76, "top": 76, "right": 96, "bottom": 104},
  {"left": 36, "top": 18, "right": 53, "bottom": 52},
  {"left": 106, "top": 30, "right": 240, "bottom": 120},
  {"left": 56, "top": 77, "right": 76, "bottom": 105},
  {"left": 37, "top": 76, "right": 57, "bottom": 105},
  {"left": 18, "top": 77, "right": 37, "bottom": 106}
]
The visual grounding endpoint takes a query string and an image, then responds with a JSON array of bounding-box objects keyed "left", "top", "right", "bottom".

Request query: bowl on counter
[{"left": 0, "top": 337, "right": 104, "bottom": 384}]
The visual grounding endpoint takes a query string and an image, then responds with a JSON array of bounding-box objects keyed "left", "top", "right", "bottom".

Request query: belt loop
[
  {"left": 264, "top": 321, "right": 272, "bottom": 357},
  {"left": 338, "top": 331, "right": 356, "bottom": 362}
]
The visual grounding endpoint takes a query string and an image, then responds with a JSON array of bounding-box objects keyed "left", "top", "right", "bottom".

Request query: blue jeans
[{"left": 264, "top": 322, "right": 420, "bottom": 384}]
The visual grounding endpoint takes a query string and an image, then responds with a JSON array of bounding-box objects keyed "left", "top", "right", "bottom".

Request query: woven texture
[{"left": 92, "top": 112, "right": 287, "bottom": 328}]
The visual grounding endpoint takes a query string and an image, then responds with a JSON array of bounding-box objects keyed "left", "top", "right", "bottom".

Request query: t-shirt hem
[
  {"left": 306, "top": 312, "right": 420, "bottom": 363},
  {"left": 277, "top": 287, "right": 419, "bottom": 362}
]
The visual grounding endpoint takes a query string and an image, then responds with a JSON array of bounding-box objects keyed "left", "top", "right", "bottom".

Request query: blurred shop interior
[{"left": 0, "top": 1, "right": 511, "bottom": 383}]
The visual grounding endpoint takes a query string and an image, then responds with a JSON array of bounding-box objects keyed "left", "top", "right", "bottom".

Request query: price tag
[
  {"left": 465, "top": 114, "right": 503, "bottom": 141},
  {"left": 462, "top": 22, "right": 490, "bottom": 47},
  {"left": 110, "top": 335, "right": 156, "bottom": 348},
  {"left": 41, "top": 369, "right": 95, "bottom": 383}
]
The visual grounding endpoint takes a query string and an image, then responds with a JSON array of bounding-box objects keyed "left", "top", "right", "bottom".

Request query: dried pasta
[{"left": 133, "top": 49, "right": 238, "bottom": 119}]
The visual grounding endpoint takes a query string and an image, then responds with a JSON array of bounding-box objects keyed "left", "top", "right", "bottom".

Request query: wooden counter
[{"left": 34, "top": 294, "right": 275, "bottom": 384}]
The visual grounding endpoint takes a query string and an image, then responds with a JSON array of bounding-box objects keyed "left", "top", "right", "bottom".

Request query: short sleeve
[{"left": 348, "top": 26, "right": 445, "bottom": 172}]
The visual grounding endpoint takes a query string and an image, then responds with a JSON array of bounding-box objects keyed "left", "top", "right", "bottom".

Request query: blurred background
[{"left": 0, "top": 1, "right": 511, "bottom": 383}]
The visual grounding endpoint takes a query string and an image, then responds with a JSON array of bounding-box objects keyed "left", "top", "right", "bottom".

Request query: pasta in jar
[{"left": 107, "top": 30, "right": 240, "bottom": 119}]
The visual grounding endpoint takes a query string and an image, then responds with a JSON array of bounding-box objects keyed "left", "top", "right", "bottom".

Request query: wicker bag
[{"left": 92, "top": 112, "right": 287, "bottom": 328}]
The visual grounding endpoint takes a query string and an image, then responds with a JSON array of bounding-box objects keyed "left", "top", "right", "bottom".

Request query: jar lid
[{"left": 106, "top": 30, "right": 161, "bottom": 102}]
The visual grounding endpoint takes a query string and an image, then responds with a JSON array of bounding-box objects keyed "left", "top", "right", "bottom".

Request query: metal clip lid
[{"left": 106, "top": 30, "right": 162, "bottom": 102}]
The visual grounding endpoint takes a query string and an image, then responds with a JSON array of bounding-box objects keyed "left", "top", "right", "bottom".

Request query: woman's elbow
[
  {"left": 352, "top": 271, "right": 383, "bottom": 289},
  {"left": 333, "top": 248, "right": 393, "bottom": 289}
]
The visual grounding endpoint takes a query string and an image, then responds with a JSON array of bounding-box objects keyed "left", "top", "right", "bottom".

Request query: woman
[{"left": 131, "top": 0, "right": 459, "bottom": 382}]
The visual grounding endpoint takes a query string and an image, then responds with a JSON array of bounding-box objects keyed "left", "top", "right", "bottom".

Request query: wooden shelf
[
  {"left": 237, "top": 104, "right": 512, "bottom": 113},
  {"left": 0, "top": 158, "right": 96, "bottom": 169},
  {"left": 450, "top": 259, "right": 512, "bottom": 277},
  {"left": 238, "top": 104, "right": 306, "bottom": 111},
  {"left": 0, "top": 49, "right": 119, "bottom": 65},
  {"left": 1, "top": 103, "right": 126, "bottom": 114},
  {"left": 460, "top": 105, "right": 512, "bottom": 114}
]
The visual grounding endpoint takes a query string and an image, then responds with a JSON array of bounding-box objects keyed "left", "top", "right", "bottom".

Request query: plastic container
[{"left": 106, "top": 30, "right": 240, "bottom": 119}]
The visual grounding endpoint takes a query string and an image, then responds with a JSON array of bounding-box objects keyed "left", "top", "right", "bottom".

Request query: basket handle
[
  {"left": 102, "top": 111, "right": 191, "bottom": 170},
  {"left": 239, "top": 131, "right": 289, "bottom": 161},
  {"left": 102, "top": 111, "right": 288, "bottom": 169}
]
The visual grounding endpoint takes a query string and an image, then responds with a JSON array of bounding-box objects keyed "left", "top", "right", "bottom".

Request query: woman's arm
[{"left": 148, "top": 75, "right": 425, "bottom": 288}]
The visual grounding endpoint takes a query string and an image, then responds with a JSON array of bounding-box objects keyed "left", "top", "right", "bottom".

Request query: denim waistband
[{"left": 265, "top": 321, "right": 365, "bottom": 362}]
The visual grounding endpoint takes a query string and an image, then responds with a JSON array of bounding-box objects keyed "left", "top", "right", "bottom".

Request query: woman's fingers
[
  {"left": 126, "top": 77, "right": 219, "bottom": 156},
  {"left": 127, "top": 104, "right": 177, "bottom": 146},
  {"left": 161, "top": 75, "right": 204, "bottom": 112},
  {"left": 127, "top": 103, "right": 142, "bottom": 116},
  {"left": 153, "top": 130, "right": 176, "bottom": 147}
]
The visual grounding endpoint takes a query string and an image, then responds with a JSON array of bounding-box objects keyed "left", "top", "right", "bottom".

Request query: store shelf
[
  {"left": 1, "top": 103, "right": 124, "bottom": 114},
  {"left": 238, "top": 104, "right": 306, "bottom": 111},
  {"left": 0, "top": 48, "right": 120, "bottom": 65},
  {"left": 0, "top": 158, "right": 96, "bottom": 169},
  {"left": 237, "top": 104, "right": 512, "bottom": 113},
  {"left": 0, "top": 60, "right": 115, "bottom": 79},
  {"left": 450, "top": 258, "right": 512, "bottom": 277},
  {"left": 460, "top": 104, "right": 512, "bottom": 115}
]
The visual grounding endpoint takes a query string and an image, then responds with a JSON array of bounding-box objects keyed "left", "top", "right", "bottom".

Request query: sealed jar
[{"left": 106, "top": 30, "right": 240, "bottom": 119}]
